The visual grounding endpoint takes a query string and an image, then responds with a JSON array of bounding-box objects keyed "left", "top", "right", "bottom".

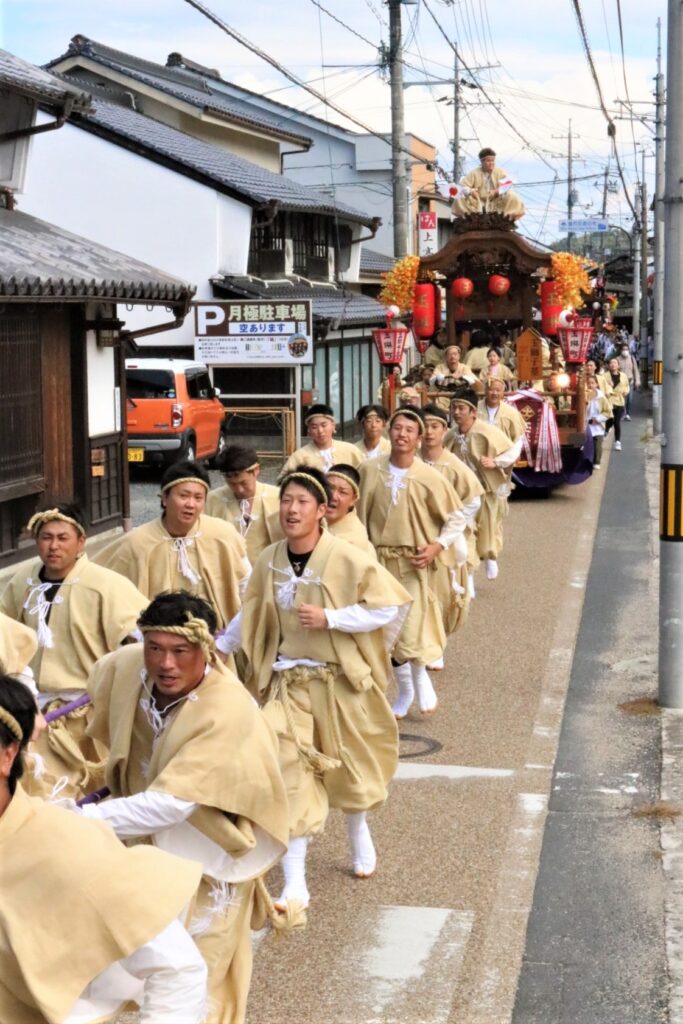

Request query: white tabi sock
[
  {"left": 467, "top": 573, "right": 476, "bottom": 599},
  {"left": 392, "top": 662, "right": 414, "bottom": 718},
  {"left": 412, "top": 662, "right": 438, "bottom": 714},
  {"left": 276, "top": 835, "right": 310, "bottom": 909},
  {"left": 346, "top": 811, "right": 377, "bottom": 878},
  {"left": 485, "top": 558, "right": 499, "bottom": 580}
]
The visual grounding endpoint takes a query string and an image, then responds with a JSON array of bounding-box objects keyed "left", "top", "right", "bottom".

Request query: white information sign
[
  {"left": 418, "top": 211, "right": 438, "bottom": 257},
  {"left": 193, "top": 300, "right": 313, "bottom": 365}
]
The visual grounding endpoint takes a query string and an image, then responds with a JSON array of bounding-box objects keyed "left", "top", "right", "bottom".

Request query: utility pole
[
  {"left": 653, "top": 16, "right": 666, "bottom": 433},
  {"left": 388, "top": 0, "right": 408, "bottom": 259},
  {"left": 452, "top": 45, "right": 460, "bottom": 182},
  {"left": 659, "top": 0, "right": 683, "bottom": 708},
  {"left": 632, "top": 190, "right": 641, "bottom": 339},
  {"left": 640, "top": 149, "right": 649, "bottom": 387},
  {"left": 553, "top": 120, "right": 580, "bottom": 252}
]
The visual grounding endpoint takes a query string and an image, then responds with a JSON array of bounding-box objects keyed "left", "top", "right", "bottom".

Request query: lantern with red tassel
[
  {"left": 413, "top": 282, "right": 436, "bottom": 339},
  {"left": 488, "top": 274, "right": 511, "bottom": 297},
  {"left": 540, "top": 280, "right": 562, "bottom": 336},
  {"left": 451, "top": 277, "right": 474, "bottom": 300}
]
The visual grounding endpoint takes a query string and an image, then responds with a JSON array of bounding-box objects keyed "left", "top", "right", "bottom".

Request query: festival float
[{"left": 378, "top": 213, "right": 601, "bottom": 488}]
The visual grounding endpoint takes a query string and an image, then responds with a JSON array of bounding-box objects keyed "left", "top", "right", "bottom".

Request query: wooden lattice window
[{"left": 0, "top": 314, "right": 43, "bottom": 486}]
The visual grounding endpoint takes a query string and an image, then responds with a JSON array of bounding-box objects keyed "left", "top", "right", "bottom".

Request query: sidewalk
[{"left": 512, "top": 396, "right": 668, "bottom": 1023}]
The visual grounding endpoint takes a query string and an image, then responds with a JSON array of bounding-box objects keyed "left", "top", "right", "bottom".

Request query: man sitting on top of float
[{"left": 451, "top": 147, "right": 525, "bottom": 221}]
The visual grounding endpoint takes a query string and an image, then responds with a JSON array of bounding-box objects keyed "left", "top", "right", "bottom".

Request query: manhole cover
[{"left": 398, "top": 732, "right": 444, "bottom": 759}]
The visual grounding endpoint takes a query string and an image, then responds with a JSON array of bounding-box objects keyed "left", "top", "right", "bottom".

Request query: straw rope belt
[
  {"left": 269, "top": 665, "right": 361, "bottom": 783},
  {"left": 376, "top": 545, "right": 438, "bottom": 571}
]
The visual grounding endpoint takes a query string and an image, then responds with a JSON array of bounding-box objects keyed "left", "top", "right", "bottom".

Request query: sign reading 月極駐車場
[{"left": 193, "top": 300, "right": 313, "bottom": 365}]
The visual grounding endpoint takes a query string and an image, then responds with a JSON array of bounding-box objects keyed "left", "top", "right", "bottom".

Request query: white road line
[
  {"left": 346, "top": 905, "right": 474, "bottom": 1024},
  {"left": 394, "top": 763, "right": 514, "bottom": 781}
]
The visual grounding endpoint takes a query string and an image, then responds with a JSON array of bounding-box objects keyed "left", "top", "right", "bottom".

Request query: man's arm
[{"left": 81, "top": 792, "right": 198, "bottom": 839}]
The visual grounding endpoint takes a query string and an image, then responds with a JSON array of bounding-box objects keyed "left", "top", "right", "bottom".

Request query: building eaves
[
  {"left": 0, "top": 207, "right": 195, "bottom": 307},
  {"left": 360, "top": 247, "right": 395, "bottom": 275},
  {"left": 71, "top": 98, "right": 376, "bottom": 225},
  {"left": 215, "top": 274, "right": 387, "bottom": 327},
  {"left": 0, "top": 48, "right": 92, "bottom": 113},
  {"left": 48, "top": 35, "right": 312, "bottom": 149}
]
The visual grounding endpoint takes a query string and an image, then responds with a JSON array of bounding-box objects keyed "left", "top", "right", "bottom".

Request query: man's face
[
  {"left": 481, "top": 154, "right": 496, "bottom": 173},
  {"left": 162, "top": 482, "right": 206, "bottom": 532},
  {"left": 362, "top": 412, "right": 386, "bottom": 443},
  {"left": 486, "top": 381, "right": 505, "bottom": 407},
  {"left": 36, "top": 522, "right": 85, "bottom": 579},
  {"left": 422, "top": 416, "right": 447, "bottom": 448},
  {"left": 326, "top": 475, "right": 356, "bottom": 524},
  {"left": 389, "top": 414, "right": 421, "bottom": 456},
  {"left": 144, "top": 632, "right": 206, "bottom": 699},
  {"left": 445, "top": 347, "right": 461, "bottom": 371},
  {"left": 620, "top": 347, "right": 629, "bottom": 357},
  {"left": 279, "top": 483, "right": 325, "bottom": 542},
  {"left": 452, "top": 401, "right": 477, "bottom": 432},
  {"left": 224, "top": 468, "right": 259, "bottom": 501},
  {"left": 307, "top": 415, "right": 335, "bottom": 449}
]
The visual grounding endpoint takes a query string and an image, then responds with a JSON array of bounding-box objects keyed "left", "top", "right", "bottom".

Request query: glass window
[
  {"left": 327, "top": 346, "right": 341, "bottom": 422},
  {"left": 126, "top": 369, "right": 175, "bottom": 399},
  {"left": 343, "top": 344, "right": 353, "bottom": 428},
  {"left": 185, "top": 371, "right": 199, "bottom": 399},
  {"left": 195, "top": 372, "right": 212, "bottom": 398},
  {"left": 359, "top": 340, "right": 370, "bottom": 413},
  {"left": 315, "top": 345, "right": 328, "bottom": 406},
  {"left": 351, "top": 343, "right": 361, "bottom": 416}
]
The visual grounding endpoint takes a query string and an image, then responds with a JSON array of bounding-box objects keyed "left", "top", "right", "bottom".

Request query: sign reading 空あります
[{"left": 193, "top": 300, "right": 313, "bottom": 365}]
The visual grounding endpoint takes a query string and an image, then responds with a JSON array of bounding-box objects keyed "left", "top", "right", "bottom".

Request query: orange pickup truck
[{"left": 126, "top": 359, "right": 226, "bottom": 467}]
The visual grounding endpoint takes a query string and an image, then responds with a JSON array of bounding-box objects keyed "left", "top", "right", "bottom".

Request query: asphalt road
[{"left": 124, "top": 430, "right": 620, "bottom": 1024}]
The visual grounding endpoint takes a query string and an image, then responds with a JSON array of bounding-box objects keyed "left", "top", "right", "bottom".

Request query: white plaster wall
[
  {"left": 22, "top": 114, "right": 252, "bottom": 347},
  {"left": 85, "top": 329, "right": 118, "bottom": 436}
]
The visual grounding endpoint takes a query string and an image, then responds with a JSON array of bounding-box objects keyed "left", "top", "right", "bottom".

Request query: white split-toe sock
[
  {"left": 412, "top": 662, "right": 438, "bottom": 714},
  {"left": 485, "top": 558, "right": 499, "bottom": 580},
  {"left": 467, "top": 573, "right": 476, "bottom": 599},
  {"left": 346, "top": 811, "right": 377, "bottom": 878},
  {"left": 392, "top": 662, "right": 414, "bottom": 718},
  {"left": 275, "top": 835, "right": 310, "bottom": 909}
]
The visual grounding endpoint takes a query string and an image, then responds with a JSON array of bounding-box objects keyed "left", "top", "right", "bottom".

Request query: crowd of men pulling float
[{"left": 0, "top": 324, "right": 633, "bottom": 1024}]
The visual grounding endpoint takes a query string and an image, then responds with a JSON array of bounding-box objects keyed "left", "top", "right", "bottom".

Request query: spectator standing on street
[
  {"left": 586, "top": 374, "right": 611, "bottom": 469},
  {"left": 615, "top": 340, "right": 640, "bottom": 419},
  {"left": 604, "top": 358, "right": 630, "bottom": 451}
]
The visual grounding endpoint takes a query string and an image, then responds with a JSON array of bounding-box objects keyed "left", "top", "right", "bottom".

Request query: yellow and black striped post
[
  {"left": 661, "top": 465, "right": 683, "bottom": 541},
  {"left": 653, "top": 360, "right": 663, "bottom": 386}
]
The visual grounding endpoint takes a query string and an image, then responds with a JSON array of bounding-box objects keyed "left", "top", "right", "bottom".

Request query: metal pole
[
  {"left": 659, "top": 0, "right": 683, "bottom": 708},
  {"left": 452, "top": 45, "right": 460, "bottom": 182},
  {"left": 640, "top": 150, "right": 649, "bottom": 387},
  {"left": 653, "top": 16, "right": 666, "bottom": 432},
  {"left": 567, "top": 119, "right": 574, "bottom": 253},
  {"left": 389, "top": 0, "right": 408, "bottom": 259},
  {"left": 632, "top": 198, "right": 641, "bottom": 339}
]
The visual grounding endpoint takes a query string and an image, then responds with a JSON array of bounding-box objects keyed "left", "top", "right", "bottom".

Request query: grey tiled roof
[
  {"left": 360, "top": 247, "right": 395, "bottom": 275},
  {"left": 0, "top": 48, "right": 91, "bottom": 111},
  {"left": 48, "top": 35, "right": 311, "bottom": 147},
  {"left": 0, "top": 207, "right": 194, "bottom": 305},
  {"left": 216, "top": 275, "right": 387, "bottom": 327},
  {"left": 75, "top": 98, "right": 376, "bottom": 224}
]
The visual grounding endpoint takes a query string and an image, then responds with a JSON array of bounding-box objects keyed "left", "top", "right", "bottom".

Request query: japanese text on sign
[
  {"left": 193, "top": 300, "right": 313, "bottom": 365},
  {"left": 418, "top": 211, "right": 438, "bottom": 258}
]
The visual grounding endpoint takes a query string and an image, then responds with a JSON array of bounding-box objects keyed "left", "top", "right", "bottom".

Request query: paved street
[{"left": 121, "top": 402, "right": 671, "bottom": 1024}]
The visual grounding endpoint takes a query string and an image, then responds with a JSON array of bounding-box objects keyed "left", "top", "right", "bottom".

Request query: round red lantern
[
  {"left": 488, "top": 274, "right": 511, "bottom": 297},
  {"left": 451, "top": 277, "right": 474, "bottom": 300},
  {"left": 540, "top": 280, "right": 562, "bottom": 337},
  {"left": 413, "top": 282, "right": 436, "bottom": 338}
]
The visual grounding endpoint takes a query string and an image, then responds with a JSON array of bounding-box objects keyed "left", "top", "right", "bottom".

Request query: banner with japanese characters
[
  {"left": 193, "top": 299, "right": 313, "bottom": 365},
  {"left": 418, "top": 211, "right": 437, "bottom": 257}
]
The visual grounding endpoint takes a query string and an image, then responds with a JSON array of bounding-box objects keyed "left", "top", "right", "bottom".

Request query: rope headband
[
  {"left": 160, "top": 476, "right": 210, "bottom": 495},
  {"left": 388, "top": 408, "right": 425, "bottom": 435},
  {"left": 450, "top": 395, "right": 479, "bottom": 411},
  {"left": 225, "top": 462, "right": 259, "bottom": 475},
  {"left": 0, "top": 707, "right": 23, "bottom": 743},
  {"left": 327, "top": 471, "right": 360, "bottom": 499},
  {"left": 26, "top": 509, "right": 86, "bottom": 538},
  {"left": 305, "top": 412, "right": 335, "bottom": 425},
  {"left": 423, "top": 411, "right": 449, "bottom": 426},
  {"left": 139, "top": 614, "right": 217, "bottom": 664},
  {"left": 280, "top": 472, "right": 329, "bottom": 502}
]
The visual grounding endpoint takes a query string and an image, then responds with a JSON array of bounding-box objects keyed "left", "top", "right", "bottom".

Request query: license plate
[{"left": 128, "top": 448, "right": 144, "bottom": 462}]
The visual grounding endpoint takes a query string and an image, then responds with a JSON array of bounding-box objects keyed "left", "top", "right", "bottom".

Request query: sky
[{"left": 0, "top": 0, "right": 667, "bottom": 248}]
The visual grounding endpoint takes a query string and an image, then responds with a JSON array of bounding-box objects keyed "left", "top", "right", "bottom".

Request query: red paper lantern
[
  {"left": 451, "top": 277, "right": 474, "bottom": 299},
  {"left": 557, "top": 316, "right": 594, "bottom": 363},
  {"left": 488, "top": 274, "right": 511, "bottom": 297},
  {"left": 372, "top": 326, "right": 409, "bottom": 365},
  {"left": 540, "top": 280, "right": 562, "bottom": 336},
  {"left": 413, "top": 282, "right": 436, "bottom": 338}
]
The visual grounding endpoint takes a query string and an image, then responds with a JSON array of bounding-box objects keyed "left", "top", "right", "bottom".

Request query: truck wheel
[
  {"left": 181, "top": 434, "right": 196, "bottom": 463},
  {"left": 209, "top": 430, "right": 228, "bottom": 468}
]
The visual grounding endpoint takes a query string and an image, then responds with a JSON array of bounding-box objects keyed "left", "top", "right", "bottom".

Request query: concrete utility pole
[
  {"left": 659, "top": 0, "right": 683, "bottom": 708},
  {"left": 640, "top": 150, "right": 649, "bottom": 387},
  {"left": 653, "top": 16, "right": 666, "bottom": 432},
  {"left": 553, "top": 120, "right": 580, "bottom": 252},
  {"left": 452, "top": 45, "right": 460, "bottom": 182},
  {"left": 632, "top": 190, "right": 641, "bottom": 339},
  {"left": 388, "top": 0, "right": 408, "bottom": 259}
]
